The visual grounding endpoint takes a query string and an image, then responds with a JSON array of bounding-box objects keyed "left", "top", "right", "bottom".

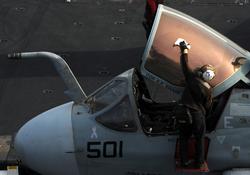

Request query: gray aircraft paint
[
  {"left": 217, "top": 89, "right": 250, "bottom": 129},
  {"left": 13, "top": 4, "right": 250, "bottom": 175},
  {"left": 15, "top": 68, "right": 250, "bottom": 174},
  {"left": 71, "top": 69, "right": 179, "bottom": 175},
  {"left": 15, "top": 102, "right": 80, "bottom": 175}
]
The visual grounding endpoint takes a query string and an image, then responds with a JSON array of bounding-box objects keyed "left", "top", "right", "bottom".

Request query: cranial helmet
[{"left": 199, "top": 64, "right": 216, "bottom": 81}]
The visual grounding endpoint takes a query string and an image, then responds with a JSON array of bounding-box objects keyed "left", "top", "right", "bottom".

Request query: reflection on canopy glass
[{"left": 145, "top": 7, "right": 247, "bottom": 87}]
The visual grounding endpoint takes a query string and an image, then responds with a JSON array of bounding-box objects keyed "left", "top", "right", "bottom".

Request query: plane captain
[{"left": 174, "top": 38, "right": 215, "bottom": 169}]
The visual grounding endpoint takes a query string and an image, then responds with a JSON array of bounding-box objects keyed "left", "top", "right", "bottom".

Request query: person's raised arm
[{"left": 174, "top": 39, "right": 193, "bottom": 81}]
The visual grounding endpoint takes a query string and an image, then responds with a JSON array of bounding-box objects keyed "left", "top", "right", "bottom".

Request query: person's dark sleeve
[
  {"left": 180, "top": 53, "right": 195, "bottom": 85},
  {"left": 204, "top": 89, "right": 213, "bottom": 111},
  {"left": 180, "top": 53, "right": 204, "bottom": 99}
]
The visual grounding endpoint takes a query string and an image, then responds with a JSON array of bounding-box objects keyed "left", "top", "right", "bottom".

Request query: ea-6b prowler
[{"left": 10, "top": 5, "right": 250, "bottom": 175}]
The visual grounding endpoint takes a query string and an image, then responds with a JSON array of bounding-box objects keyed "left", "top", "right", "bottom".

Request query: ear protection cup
[
  {"left": 202, "top": 69, "right": 215, "bottom": 81},
  {"left": 196, "top": 64, "right": 215, "bottom": 81}
]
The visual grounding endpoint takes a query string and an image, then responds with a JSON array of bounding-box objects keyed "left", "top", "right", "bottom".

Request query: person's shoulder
[{"left": 195, "top": 77, "right": 211, "bottom": 89}]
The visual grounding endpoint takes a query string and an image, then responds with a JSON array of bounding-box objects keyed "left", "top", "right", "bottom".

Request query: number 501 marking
[{"left": 87, "top": 141, "right": 123, "bottom": 158}]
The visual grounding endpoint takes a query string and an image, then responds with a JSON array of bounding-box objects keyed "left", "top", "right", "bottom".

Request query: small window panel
[{"left": 96, "top": 96, "right": 138, "bottom": 132}]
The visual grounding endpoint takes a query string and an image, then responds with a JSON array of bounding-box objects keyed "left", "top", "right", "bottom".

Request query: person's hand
[{"left": 174, "top": 38, "right": 191, "bottom": 53}]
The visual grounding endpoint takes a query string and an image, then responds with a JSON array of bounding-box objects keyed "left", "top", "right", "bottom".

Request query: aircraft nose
[{"left": 14, "top": 102, "right": 79, "bottom": 175}]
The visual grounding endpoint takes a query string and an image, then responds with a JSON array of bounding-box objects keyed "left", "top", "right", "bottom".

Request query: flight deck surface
[{"left": 1, "top": 0, "right": 250, "bottom": 174}]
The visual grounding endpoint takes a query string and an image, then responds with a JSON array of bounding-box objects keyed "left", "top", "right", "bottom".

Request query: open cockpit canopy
[{"left": 141, "top": 5, "right": 250, "bottom": 96}]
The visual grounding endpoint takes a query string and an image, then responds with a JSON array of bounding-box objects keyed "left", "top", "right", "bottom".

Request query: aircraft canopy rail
[{"left": 141, "top": 5, "right": 250, "bottom": 96}]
